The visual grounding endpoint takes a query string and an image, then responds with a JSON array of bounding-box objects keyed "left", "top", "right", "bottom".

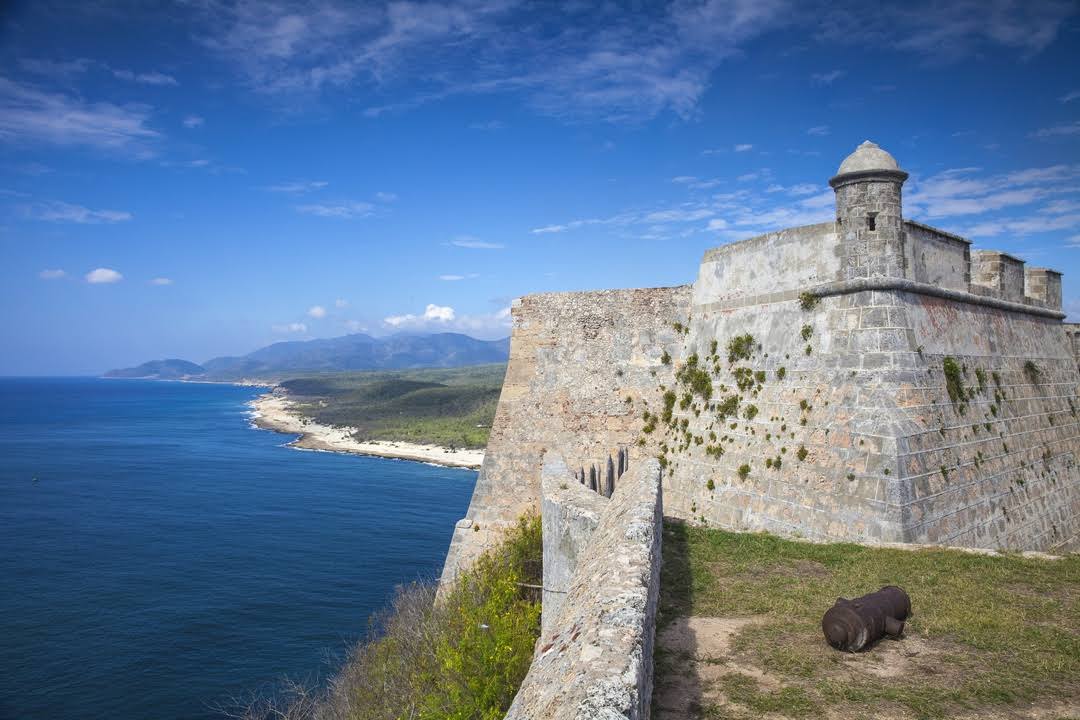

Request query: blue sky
[{"left": 1, "top": 0, "right": 1079, "bottom": 375}]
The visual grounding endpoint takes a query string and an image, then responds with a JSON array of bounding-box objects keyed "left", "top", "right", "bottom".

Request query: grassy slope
[
  {"left": 277, "top": 363, "right": 506, "bottom": 449},
  {"left": 657, "top": 521, "right": 1080, "bottom": 719}
]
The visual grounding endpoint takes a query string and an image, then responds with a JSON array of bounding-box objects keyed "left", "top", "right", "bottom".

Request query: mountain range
[{"left": 104, "top": 333, "right": 511, "bottom": 381}]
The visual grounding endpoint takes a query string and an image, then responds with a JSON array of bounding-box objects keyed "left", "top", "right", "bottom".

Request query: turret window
[{"left": 867, "top": 213, "right": 877, "bottom": 231}]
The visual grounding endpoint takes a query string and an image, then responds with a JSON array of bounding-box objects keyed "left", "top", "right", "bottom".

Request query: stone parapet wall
[
  {"left": 441, "top": 286, "right": 691, "bottom": 585},
  {"left": 505, "top": 458, "right": 662, "bottom": 720}
]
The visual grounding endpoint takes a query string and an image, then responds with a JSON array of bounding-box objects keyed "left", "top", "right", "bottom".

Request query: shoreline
[{"left": 248, "top": 390, "right": 485, "bottom": 470}]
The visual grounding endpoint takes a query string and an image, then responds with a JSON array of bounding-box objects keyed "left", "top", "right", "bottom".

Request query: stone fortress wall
[{"left": 442, "top": 141, "right": 1080, "bottom": 588}]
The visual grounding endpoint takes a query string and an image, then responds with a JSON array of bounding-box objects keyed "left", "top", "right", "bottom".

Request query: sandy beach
[{"left": 248, "top": 390, "right": 485, "bottom": 470}]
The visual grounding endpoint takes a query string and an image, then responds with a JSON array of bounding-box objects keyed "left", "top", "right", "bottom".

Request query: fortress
[{"left": 444, "top": 140, "right": 1080, "bottom": 585}]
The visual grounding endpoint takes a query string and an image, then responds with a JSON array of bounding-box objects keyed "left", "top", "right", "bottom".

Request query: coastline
[{"left": 248, "top": 390, "right": 485, "bottom": 470}]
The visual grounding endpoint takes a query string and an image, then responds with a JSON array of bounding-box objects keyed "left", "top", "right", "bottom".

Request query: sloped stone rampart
[{"left": 505, "top": 458, "right": 662, "bottom": 720}]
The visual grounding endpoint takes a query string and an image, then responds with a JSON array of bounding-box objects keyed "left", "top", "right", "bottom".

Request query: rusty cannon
[{"left": 822, "top": 585, "right": 911, "bottom": 652}]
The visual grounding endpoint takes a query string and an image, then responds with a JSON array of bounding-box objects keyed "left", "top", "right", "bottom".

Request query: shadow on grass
[{"left": 652, "top": 518, "right": 707, "bottom": 719}]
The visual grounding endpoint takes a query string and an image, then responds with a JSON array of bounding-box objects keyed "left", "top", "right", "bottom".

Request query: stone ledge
[{"left": 506, "top": 458, "right": 662, "bottom": 720}]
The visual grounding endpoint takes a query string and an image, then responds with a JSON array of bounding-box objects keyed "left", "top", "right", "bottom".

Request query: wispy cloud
[
  {"left": 439, "top": 273, "right": 479, "bottom": 281},
  {"left": 307, "top": 305, "right": 327, "bottom": 318},
  {"left": 375, "top": 191, "right": 397, "bottom": 202},
  {"left": 112, "top": 69, "right": 178, "bottom": 86},
  {"left": 733, "top": 143, "right": 753, "bottom": 152},
  {"left": 0, "top": 78, "right": 160, "bottom": 156},
  {"left": 28, "top": 201, "right": 132, "bottom": 224},
  {"left": 806, "top": 125, "right": 829, "bottom": 136},
  {"left": 150, "top": 277, "right": 173, "bottom": 285},
  {"left": 295, "top": 200, "right": 372, "bottom": 218},
  {"left": 86, "top": 268, "right": 122, "bottom": 284},
  {"left": 182, "top": 115, "right": 205, "bottom": 128},
  {"left": 272, "top": 322, "right": 308, "bottom": 334},
  {"left": 19, "top": 57, "right": 93, "bottom": 78},
  {"left": 1031, "top": 121, "right": 1080, "bottom": 138},
  {"left": 39, "top": 269, "right": 66, "bottom": 280},
  {"left": 451, "top": 235, "right": 504, "bottom": 249},
  {"left": 266, "top": 180, "right": 329, "bottom": 193},
  {"left": 1060, "top": 90, "right": 1080, "bottom": 103},
  {"left": 810, "top": 69, "right": 845, "bottom": 85}
]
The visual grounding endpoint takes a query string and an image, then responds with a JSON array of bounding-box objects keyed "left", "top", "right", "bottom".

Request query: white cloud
[
  {"left": 385, "top": 303, "right": 456, "bottom": 328},
  {"left": 307, "top": 305, "right": 327, "bottom": 318},
  {"left": 182, "top": 115, "right": 205, "bottom": 128},
  {"left": 295, "top": 201, "right": 373, "bottom": 218},
  {"left": 1060, "top": 90, "right": 1080, "bottom": 104},
  {"left": 335, "top": 298, "right": 348, "bottom": 308},
  {"left": 906, "top": 165, "right": 1080, "bottom": 223},
  {"left": 788, "top": 183, "right": 821, "bottom": 196},
  {"left": 0, "top": 78, "right": 159, "bottom": 156},
  {"left": 382, "top": 303, "right": 511, "bottom": 336},
  {"left": 375, "top": 191, "right": 397, "bottom": 202},
  {"left": 1031, "top": 121, "right": 1080, "bottom": 138},
  {"left": 1064, "top": 234, "right": 1080, "bottom": 248},
  {"left": 39, "top": 269, "right": 66, "bottom": 280},
  {"left": 451, "top": 235, "right": 504, "bottom": 249},
  {"left": 29, "top": 201, "right": 132, "bottom": 224},
  {"left": 439, "top": 273, "right": 479, "bottom": 281},
  {"left": 806, "top": 125, "right": 830, "bottom": 136},
  {"left": 112, "top": 69, "right": 178, "bottom": 86},
  {"left": 85, "top": 268, "right": 122, "bottom": 284},
  {"left": 150, "top": 277, "right": 173, "bottom": 285},
  {"left": 272, "top": 322, "right": 308, "bottom": 334},
  {"left": 811, "top": 70, "right": 845, "bottom": 85},
  {"left": 266, "top": 180, "right": 329, "bottom": 193},
  {"left": 343, "top": 319, "right": 366, "bottom": 332},
  {"left": 734, "top": 143, "right": 753, "bottom": 152}
]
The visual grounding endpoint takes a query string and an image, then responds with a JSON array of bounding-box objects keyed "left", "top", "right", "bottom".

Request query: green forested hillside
[{"left": 278, "top": 364, "right": 506, "bottom": 449}]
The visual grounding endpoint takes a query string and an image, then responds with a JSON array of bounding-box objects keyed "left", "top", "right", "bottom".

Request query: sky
[{"left": 1, "top": 0, "right": 1079, "bottom": 375}]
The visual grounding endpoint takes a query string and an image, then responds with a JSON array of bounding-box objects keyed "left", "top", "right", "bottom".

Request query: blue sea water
[{"left": 0, "top": 378, "right": 476, "bottom": 720}]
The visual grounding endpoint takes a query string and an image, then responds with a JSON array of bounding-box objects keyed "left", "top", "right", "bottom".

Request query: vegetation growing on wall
[{"left": 942, "top": 356, "right": 967, "bottom": 414}]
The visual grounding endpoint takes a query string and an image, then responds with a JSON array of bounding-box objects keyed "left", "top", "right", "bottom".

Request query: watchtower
[{"left": 829, "top": 140, "right": 909, "bottom": 280}]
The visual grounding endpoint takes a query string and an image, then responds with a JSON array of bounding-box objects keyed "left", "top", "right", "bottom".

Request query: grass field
[
  {"left": 654, "top": 521, "right": 1080, "bottom": 720},
  {"left": 277, "top": 364, "right": 506, "bottom": 449}
]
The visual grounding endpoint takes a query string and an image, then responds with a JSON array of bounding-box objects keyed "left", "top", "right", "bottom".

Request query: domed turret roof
[{"left": 836, "top": 140, "right": 900, "bottom": 175}]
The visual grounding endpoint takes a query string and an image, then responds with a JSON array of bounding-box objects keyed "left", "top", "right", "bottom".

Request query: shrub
[
  {"left": 1023, "top": 360, "right": 1042, "bottom": 385},
  {"left": 660, "top": 350, "right": 671, "bottom": 365},
  {"left": 743, "top": 404, "right": 759, "bottom": 421},
  {"left": 776, "top": 366, "right": 786, "bottom": 380},
  {"left": 716, "top": 394, "right": 740, "bottom": 418},
  {"left": 797, "top": 445, "right": 808, "bottom": 462},
  {"left": 727, "top": 334, "right": 755, "bottom": 363},
  {"left": 798, "top": 292, "right": 819, "bottom": 311},
  {"left": 737, "top": 464, "right": 751, "bottom": 480},
  {"left": 676, "top": 354, "right": 713, "bottom": 401},
  {"left": 662, "top": 390, "right": 677, "bottom": 423},
  {"left": 943, "top": 356, "right": 967, "bottom": 410},
  {"left": 229, "top": 515, "right": 542, "bottom": 720},
  {"left": 800, "top": 324, "right": 813, "bottom": 341},
  {"left": 975, "top": 368, "right": 988, "bottom": 393}
]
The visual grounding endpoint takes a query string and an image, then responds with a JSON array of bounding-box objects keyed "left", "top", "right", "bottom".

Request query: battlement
[{"left": 442, "top": 141, "right": 1079, "bottom": 591}]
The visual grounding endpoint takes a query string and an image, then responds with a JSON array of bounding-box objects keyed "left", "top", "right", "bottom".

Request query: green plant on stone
[
  {"left": 800, "top": 324, "right": 813, "bottom": 342},
  {"left": 943, "top": 356, "right": 967, "bottom": 413},
  {"left": 727, "top": 334, "right": 755, "bottom": 364},
  {"left": 743, "top": 404, "right": 759, "bottom": 421},
  {"left": 798, "top": 292, "right": 819, "bottom": 311},
  {"left": 797, "top": 445, "right": 808, "bottom": 462},
  {"left": 1023, "top": 360, "right": 1042, "bottom": 385},
  {"left": 660, "top": 350, "right": 671, "bottom": 365},
  {"left": 776, "top": 366, "right": 787, "bottom": 380},
  {"left": 737, "top": 464, "right": 751, "bottom": 480}
]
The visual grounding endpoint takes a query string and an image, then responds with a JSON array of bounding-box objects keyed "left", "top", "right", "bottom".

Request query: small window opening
[{"left": 867, "top": 213, "right": 877, "bottom": 231}]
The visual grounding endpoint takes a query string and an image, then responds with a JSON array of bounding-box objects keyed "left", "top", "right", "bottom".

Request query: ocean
[{"left": 0, "top": 378, "right": 476, "bottom": 720}]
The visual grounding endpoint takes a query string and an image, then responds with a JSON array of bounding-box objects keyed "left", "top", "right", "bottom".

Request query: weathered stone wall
[
  {"left": 441, "top": 286, "right": 691, "bottom": 585},
  {"left": 907, "top": 220, "right": 970, "bottom": 292},
  {"left": 442, "top": 164, "right": 1079, "bottom": 585},
  {"left": 505, "top": 458, "right": 662, "bottom": 720},
  {"left": 539, "top": 454, "right": 607, "bottom": 643}
]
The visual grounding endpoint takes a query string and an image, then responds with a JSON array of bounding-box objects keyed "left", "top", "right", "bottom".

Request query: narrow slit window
[{"left": 867, "top": 213, "right": 877, "bottom": 231}]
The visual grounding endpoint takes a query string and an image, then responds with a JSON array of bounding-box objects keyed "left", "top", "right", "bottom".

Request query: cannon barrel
[{"left": 822, "top": 585, "right": 910, "bottom": 652}]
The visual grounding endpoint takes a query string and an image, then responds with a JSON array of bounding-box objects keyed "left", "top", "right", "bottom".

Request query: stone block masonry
[
  {"left": 443, "top": 140, "right": 1079, "bottom": 589},
  {"left": 505, "top": 456, "right": 662, "bottom": 720}
]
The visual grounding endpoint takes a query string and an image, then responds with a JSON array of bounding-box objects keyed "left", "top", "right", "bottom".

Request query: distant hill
[
  {"left": 105, "top": 333, "right": 511, "bottom": 381},
  {"left": 103, "top": 359, "right": 206, "bottom": 380}
]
